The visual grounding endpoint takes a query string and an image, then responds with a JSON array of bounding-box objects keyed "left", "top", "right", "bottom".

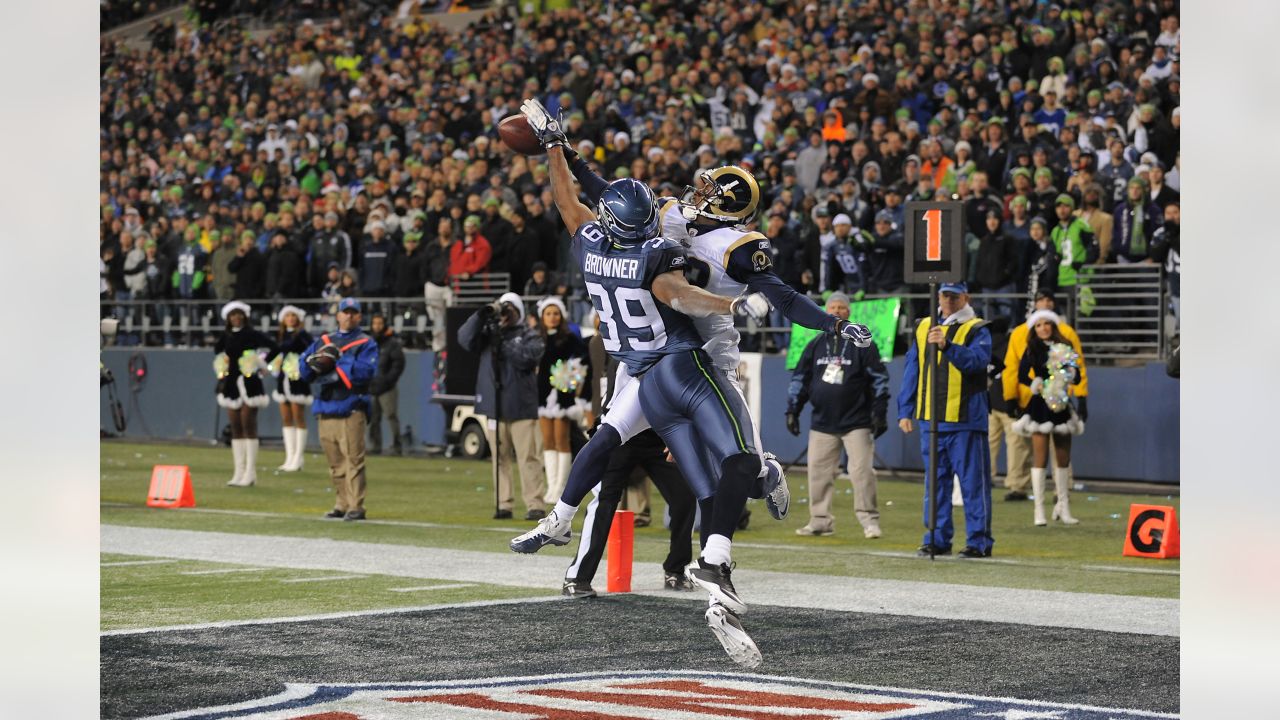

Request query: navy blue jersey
[{"left": 572, "top": 220, "right": 704, "bottom": 375}]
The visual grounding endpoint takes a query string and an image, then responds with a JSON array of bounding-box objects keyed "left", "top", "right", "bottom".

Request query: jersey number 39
[{"left": 585, "top": 281, "right": 667, "bottom": 353}]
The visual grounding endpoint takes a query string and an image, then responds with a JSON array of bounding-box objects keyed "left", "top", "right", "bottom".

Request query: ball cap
[
  {"left": 939, "top": 282, "right": 969, "bottom": 294},
  {"left": 338, "top": 298, "right": 362, "bottom": 313}
]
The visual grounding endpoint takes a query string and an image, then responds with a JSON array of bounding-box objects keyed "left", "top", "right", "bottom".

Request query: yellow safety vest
[{"left": 914, "top": 317, "right": 988, "bottom": 423}]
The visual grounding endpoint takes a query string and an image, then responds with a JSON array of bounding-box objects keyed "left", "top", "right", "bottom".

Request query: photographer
[{"left": 459, "top": 292, "right": 547, "bottom": 520}]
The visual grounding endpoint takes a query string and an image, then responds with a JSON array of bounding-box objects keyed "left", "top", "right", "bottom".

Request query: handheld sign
[{"left": 903, "top": 201, "right": 965, "bottom": 284}]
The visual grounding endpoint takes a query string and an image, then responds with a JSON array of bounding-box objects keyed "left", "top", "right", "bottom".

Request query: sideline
[{"left": 102, "top": 524, "right": 1179, "bottom": 637}]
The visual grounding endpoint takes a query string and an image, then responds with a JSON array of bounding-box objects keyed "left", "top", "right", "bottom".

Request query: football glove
[
  {"left": 519, "top": 98, "right": 569, "bottom": 150},
  {"left": 835, "top": 319, "right": 873, "bottom": 348},
  {"left": 730, "top": 292, "right": 771, "bottom": 321},
  {"left": 785, "top": 411, "right": 800, "bottom": 437}
]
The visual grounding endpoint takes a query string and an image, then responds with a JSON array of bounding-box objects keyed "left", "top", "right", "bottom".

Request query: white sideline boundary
[
  {"left": 101, "top": 524, "right": 1179, "bottom": 637},
  {"left": 108, "top": 504, "right": 1180, "bottom": 577}
]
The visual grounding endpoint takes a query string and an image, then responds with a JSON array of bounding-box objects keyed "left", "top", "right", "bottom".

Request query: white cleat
[
  {"left": 761, "top": 452, "right": 789, "bottom": 520},
  {"left": 510, "top": 511, "right": 572, "bottom": 553},
  {"left": 705, "top": 603, "right": 762, "bottom": 669}
]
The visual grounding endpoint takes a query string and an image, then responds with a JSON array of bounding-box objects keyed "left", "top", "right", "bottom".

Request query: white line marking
[
  {"left": 279, "top": 574, "right": 366, "bottom": 583},
  {"left": 1082, "top": 564, "right": 1180, "bottom": 576},
  {"left": 387, "top": 583, "right": 476, "bottom": 593},
  {"left": 101, "top": 559, "right": 178, "bottom": 567},
  {"left": 179, "top": 567, "right": 271, "bottom": 575},
  {"left": 102, "top": 595, "right": 562, "bottom": 636},
  {"left": 110, "top": 504, "right": 1183, "bottom": 577},
  {"left": 102, "top": 525, "right": 1181, "bottom": 636}
]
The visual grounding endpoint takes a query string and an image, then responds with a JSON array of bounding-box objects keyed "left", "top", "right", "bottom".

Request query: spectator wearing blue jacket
[
  {"left": 298, "top": 297, "right": 379, "bottom": 521},
  {"left": 897, "top": 283, "right": 995, "bottom": 558}
]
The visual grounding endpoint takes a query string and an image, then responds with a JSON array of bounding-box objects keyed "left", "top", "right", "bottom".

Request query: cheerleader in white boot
[
  {"left": 1013, "top": 310, "right": 1085, "bottom": 526},
  {"left": 214, "top": 301, "right": 278, "bottom": 487},
  {"left": 534, "top": 297, "right": 590, "bottom": 507},
  {"left": 272, "top": 306, "right": 314, "bottom": 472}
]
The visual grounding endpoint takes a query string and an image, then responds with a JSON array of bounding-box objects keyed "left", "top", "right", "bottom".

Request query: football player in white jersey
[{"left": 567, "top": 159, "right": 874, "bottom": 519}]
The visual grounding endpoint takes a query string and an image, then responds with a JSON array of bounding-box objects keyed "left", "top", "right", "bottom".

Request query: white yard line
[
  {"left": 279, "top": 574, "right": 367, "bottom": 583},
  {"left": 101, "top": 559, "right": 178, "bottom": 567},
  {"left": 1082, "top": 564, "right": 1180, "bottom": 576},
  {"left": 179, "top": 567, "right": 271, "bottom": 575},
  {"left": 102, "top": 595, "right": 564, "bottom": 637},
  {"left": 387, "top": 583, "right": 477, "bottom": 593},
  {"left": 102, "top": 524, "right": 1180, "bottom": 637}
]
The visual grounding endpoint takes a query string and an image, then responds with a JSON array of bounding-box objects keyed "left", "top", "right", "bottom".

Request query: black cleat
[
  {"left": 958, "top": 546, "right": 992, "bottom": 558},
  {"left": 322, "top": 509, "right": 346, "bottom": 520},
  {"left": 917, "top": 544, "right": 952, "bottom": 557},
  {"left": 664, "top": 572, "right": 695, "bottom": 591},
  {"left": 561, "top": 580, "right": 597, "bottom": 598},
  {"left": 686, "top": 559, "right": 746, "bottom": 614},
  {"left": 493, "top": 509, "right": 513, "bottom": 520},
  {"left": 343, "top": 509, "right": 366, "bottom": 521},
  {"left": 1004, "top": 491, "right": 1029, "bottom": 501}
]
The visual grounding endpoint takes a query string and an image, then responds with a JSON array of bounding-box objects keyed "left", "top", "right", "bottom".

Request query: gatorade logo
[
  {"left": 1122, "top": 504, "right": 1180, "bottom": 559},
  {"left": 1128, "top": 509, "right": 1167, "bottom": 554}
]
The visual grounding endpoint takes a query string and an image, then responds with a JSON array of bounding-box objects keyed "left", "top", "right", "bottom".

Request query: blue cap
[
  {"left": 338, "top": 298, "right": 362, "bottom": 313},
  {"left": 939, "top": 282, "right": 968, "bottom": 294}
]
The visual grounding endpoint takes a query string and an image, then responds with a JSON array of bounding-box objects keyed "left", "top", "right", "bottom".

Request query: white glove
[
  {"left": 836, "top": 319, "right": 873, "bottom": 348},
  {"left": 730, "top": 292, "right": 771, "bottom": 321},
  {"left": 519, "top": 98, "right": 569, "bottom": 149}
]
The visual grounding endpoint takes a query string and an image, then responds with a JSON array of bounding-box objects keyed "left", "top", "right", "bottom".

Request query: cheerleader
[
  {"left": 271, "top": 305, "right": 313, "bottom": 472},
  {"left": 214, "top": 301, "right": 278, "bottom": 487},
  {"left": 1013, "top": 310, "right": 1085, "bottom": 526},
  {"left": 535, "top": 296, "right": 590, "bottom": 504}
]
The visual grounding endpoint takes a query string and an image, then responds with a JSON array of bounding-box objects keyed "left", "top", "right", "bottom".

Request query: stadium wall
[{"left": 100, "top": 348, "right": 1179, "bottom": 484}]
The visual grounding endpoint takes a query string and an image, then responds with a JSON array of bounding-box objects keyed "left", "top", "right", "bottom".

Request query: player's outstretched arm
[
  {"left": 546, "top": 145, "right": 596, "bottom": 236},
  {"left": 651, "top": 270, "right": 733, "bottom": 318}
]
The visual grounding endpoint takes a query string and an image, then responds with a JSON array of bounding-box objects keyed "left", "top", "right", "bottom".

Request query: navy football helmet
[{"left": 596, "top": 178, "right": 660, "bottom": 244}]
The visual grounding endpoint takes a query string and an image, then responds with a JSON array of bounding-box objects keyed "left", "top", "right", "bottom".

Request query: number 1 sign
[{"left": 903, "top": 201, "right": 964, "bottom": 284}]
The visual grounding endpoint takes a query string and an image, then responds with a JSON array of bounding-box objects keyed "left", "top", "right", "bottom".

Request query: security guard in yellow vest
[{"left": 898, "top": 282, "right": 995, "bottom": 558}]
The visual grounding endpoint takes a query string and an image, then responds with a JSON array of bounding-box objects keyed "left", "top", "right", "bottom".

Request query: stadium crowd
[{"left": 99, "top": 0, "right": 1180, "bottom": 345}]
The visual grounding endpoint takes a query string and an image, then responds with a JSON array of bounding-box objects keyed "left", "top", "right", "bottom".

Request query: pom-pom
[
  {"left": 549, "top": 357, "right": 587, "bottom": 393},
  {"left": 213, "top": 353, "right": 230, "bottom": 379}
]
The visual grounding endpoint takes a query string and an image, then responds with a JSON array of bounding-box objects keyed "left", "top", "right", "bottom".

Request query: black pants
[{"left": 565, "top": 429, "right": 696, "bottom": 584}]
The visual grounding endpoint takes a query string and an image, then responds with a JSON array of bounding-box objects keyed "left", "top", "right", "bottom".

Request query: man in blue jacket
[
  {"left": 897, "top": 282, "right": 994, "bottom": 558},
  {"left": 298, "top": 297, "right": 380, "bottom": 521}
]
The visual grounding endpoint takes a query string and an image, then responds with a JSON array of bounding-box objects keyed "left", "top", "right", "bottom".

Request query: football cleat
[
  {"left": 510, "top": 510, "right": 572, "bottom": 553},
  {"left": 761, "top": 452, "right": 789, "bottom": 521},
  {"left": 561, "top": 580, "right": 597, "bottom": 598},
  {"left": 705, "top": 603, "right": 762, "bottom": 669},
  {"left": 686, "top": 559, "right": 746, "bottom": 615}
]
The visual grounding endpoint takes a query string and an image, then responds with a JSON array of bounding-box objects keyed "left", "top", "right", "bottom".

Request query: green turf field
[{"left": 101, "top": 440, "right": 1178, "bottom": 631}]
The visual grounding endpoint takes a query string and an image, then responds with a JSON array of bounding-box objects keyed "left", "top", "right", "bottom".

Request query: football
[
  {"left": 498, "top": 114, "right": 544, "bottom": 156},
  {"left": 307, "top": 345, "right": 339, "bottom": 375}
]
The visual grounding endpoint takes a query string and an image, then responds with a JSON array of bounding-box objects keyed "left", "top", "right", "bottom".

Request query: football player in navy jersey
[{"left": 510, "top": 99, "right": 771, "bottom": 667}]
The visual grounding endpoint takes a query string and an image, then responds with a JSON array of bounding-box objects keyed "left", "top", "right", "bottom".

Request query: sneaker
[
  {"left": 863, "top": 526, "right": 882, "bottom": 539},
  {"left": 343, "top": 509, "right": 366, "bottom": 522},
  {"left": 510, "top": 510, "right": 572, "bottom": 553},
  {"left": 561, "top": 580, "right": 597, "bottom": 598},
  {"left": 795, "top": 525, "right": 833, "bottom": 536},
  {"left": 492, "top": 509, "right": 513, "bottom": 520},
  {"left": 634, "top": 515, "right": 651, "bottom": 528},
  {"left": 916, "top": 544, "right": 952, "bottom": 557},
  {"left": 761, "top": 452, "right": 790, "bottom": 520},
  {"left": 1004, "top": 490, "right": 1029, "bottom": 501},
  {"left": 524, "top": 509, "right": 546, "bottom": 521},
  {"left": 664, "top": 572, "right": 695, "bottom": 591},
  {"left": 322, "top": 509, "right": 345, "bottom": 520},
  {"left": 686, "top": 559, "right": 746, "bottom": 615},
  {"left": 958, "top": 546, "right": 992, "bottom": 558},
  {"left": 705, "top": 603, "right": 762, "bottom": 669}
]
